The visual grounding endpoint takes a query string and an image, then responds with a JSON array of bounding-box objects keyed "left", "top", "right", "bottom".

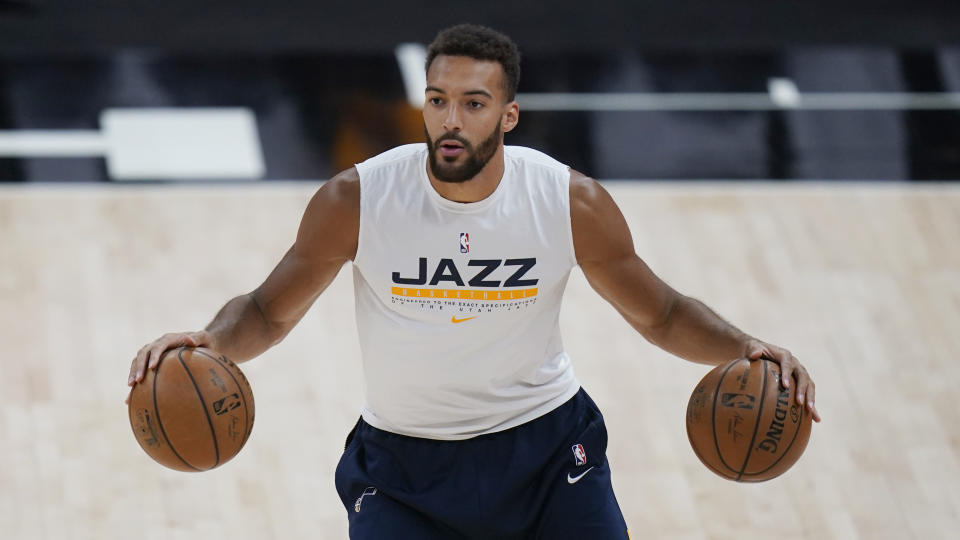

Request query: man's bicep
[
  {"left": 570, "top": 171, "right": 677, "bottom": 329},
  {"left": 570, "top": 171, "right": 634, "bottom": 267},
  {"left": 294, "top": 167, "right": 360, "bottom": 264},
  {"left": 251, "top": 168, "right": 360, "bottom": 328}
]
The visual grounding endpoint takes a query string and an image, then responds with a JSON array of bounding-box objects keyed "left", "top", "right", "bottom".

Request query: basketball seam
[
  {"left": 736, "top": 359, "right": 769, "bottom": 481},
  {"left": 200, "top": 348, "right": 253, "bottom": 448},
  {"left": 688, "top": 433, "right": 736, "bottom": 480},
  {"left": 712, "top": 359, "right": 745, "bottom": 475},
  {"left": 151, "top": 352, "right": 201, "bottom": 472},
  {"left": 177, "top": 348, "right": 221, "bottom": 469}
]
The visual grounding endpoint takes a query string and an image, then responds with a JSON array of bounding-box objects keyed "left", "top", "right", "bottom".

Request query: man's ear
[{"left": 502, "top": 101, "right": 519, "bottom": 133}]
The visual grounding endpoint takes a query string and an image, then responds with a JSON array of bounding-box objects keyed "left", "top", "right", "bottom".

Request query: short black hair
[{"left": 425, "top": 24, "right": 521, "bottom": 102}]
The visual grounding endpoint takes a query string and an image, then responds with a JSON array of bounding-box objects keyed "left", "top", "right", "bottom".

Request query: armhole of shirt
[
  {"left": 563, "top": 166, "right": 578, "bottom": 268},
  {"left": 352, "top": 164, "right": 368, "bottom": 269}
]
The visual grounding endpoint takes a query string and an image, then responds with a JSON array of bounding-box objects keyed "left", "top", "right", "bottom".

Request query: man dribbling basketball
[{"left": 127, "top": 24, "right": 820, "bottom": 538}]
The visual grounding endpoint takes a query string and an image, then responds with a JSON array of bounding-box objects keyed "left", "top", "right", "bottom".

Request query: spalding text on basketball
[
  {"left": 392, "top": 258, "right": 538, "bottom": 287},
  {"left": 757, "top": 388, "right": 791, "bottom": 453}
]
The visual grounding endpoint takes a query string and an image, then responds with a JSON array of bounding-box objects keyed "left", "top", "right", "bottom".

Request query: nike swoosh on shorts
[{"left": 567, "top": 466, "right": 595, "bottom": 484}]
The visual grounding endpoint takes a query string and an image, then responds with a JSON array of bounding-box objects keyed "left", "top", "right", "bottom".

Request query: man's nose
[{"left": 442, "top": 105, "right": 462, "bottom": 132}]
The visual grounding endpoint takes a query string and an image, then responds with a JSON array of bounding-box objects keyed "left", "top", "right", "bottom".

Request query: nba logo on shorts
[
  {"left": 460, "top": 232, "right": 470, "bottom": 253},
  {"left": 572, "top": 443, "right": 587, "bottom": 466}
]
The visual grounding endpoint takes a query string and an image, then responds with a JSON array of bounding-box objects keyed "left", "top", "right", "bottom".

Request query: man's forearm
[
  {"left": 640, "top": 295, "right": 751, "bottom": 366},
  {"left": 204, "top": 293, "right": 283, "bottom": 363}
]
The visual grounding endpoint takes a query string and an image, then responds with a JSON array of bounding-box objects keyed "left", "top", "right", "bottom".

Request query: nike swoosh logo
[
  {"left": 451, "top": 316, "right": 476, "bottom": 324},
  {"left": 567, "top": 466, "right": 595, "bottom": 484}
]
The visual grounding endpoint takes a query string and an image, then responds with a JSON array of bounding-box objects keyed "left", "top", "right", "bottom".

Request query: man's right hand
[{"left": 125, "top": 331, "right": 215, "bottom": 403}]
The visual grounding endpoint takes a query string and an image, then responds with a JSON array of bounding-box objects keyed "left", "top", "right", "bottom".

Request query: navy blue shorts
[{"left": 334, "top": 388, "right": 630, "bottom": 539}]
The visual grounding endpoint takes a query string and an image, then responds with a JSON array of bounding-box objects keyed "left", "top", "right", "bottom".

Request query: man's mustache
[{"left": 434, "top": 133, "right": 472, "bottom": 149}]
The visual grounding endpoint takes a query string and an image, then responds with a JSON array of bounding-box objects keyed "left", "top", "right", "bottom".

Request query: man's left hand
[{"left": 745, "top": 339, "right": 821, "bottom": 423}]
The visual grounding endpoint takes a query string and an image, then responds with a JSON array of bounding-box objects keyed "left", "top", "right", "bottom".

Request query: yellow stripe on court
[{"left": 391, "top": 287, "right": 538, "bottom": 300}]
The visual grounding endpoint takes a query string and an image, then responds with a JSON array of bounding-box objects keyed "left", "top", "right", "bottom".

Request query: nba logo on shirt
[
  {"left": 460, "top": 233, "right": 470, "bottom": 253},
  {"left": 572, "top": 444, "right": 587, "bottom": 466}
]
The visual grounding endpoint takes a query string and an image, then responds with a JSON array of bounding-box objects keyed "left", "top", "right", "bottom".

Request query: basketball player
[{"left": 127, "top": 24, "right": 820, "bottom": 539}]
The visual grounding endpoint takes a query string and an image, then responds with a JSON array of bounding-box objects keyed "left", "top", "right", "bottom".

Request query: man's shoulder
[{"left": 504, "top": 145, "right": 569, "bottom": 175}]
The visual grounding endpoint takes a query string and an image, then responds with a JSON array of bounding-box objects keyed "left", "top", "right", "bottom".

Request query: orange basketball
[
  {"left": 686, "top": 358, "right": 811, "bottom": 482},
  {"left": 128, "top": 347, "right": 255, "bottom": 472}
]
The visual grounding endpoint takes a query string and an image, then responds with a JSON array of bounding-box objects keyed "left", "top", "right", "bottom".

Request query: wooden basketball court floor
[{"left": 1, "top": 180, "right": 958, "bottom": 540}]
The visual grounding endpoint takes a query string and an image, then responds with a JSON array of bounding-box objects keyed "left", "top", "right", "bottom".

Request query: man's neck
[{"left": 426, "top": 146, "right": 506, "bottom": 203}]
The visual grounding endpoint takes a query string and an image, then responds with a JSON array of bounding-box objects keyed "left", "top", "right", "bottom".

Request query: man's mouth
[{"left": 438, "top": 140, "right": 465, "bottom": 157}]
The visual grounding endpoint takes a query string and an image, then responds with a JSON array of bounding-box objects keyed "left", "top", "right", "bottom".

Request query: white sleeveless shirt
[{"left": 352, "top": 143, "right": 580, "bottom": 440}]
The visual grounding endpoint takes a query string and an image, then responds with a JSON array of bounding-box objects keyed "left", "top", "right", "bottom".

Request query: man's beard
[{"left": 425, "top": 119, "right": 502, "bottom": 183}]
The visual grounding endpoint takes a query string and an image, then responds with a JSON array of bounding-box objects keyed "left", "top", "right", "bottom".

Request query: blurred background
[
  {"left": 3, "top": 3, "right": 960, "bottom": 540},
  {"left": 2, "top": 0, "right": 960, "bottom": 182}
]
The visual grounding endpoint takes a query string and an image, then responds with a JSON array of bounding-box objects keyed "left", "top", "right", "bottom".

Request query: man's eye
[
  {"left": 469, "top": 101, "right": 484, "bottom": 109},
  {"left": 428, "top": 97, "right": 443, "bottom": 105}
]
